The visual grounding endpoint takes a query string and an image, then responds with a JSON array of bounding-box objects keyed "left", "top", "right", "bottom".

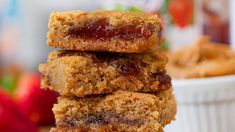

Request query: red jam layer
[
  {"left": 117, "top": 63, "right": 141, "bottom": 76},
  {"left": 62, "top": 111, "right": 142, "bottom": 127},
  {"left": 152, "top": 73, "right": 172, "bottom": 91},
  {"left": 68, "top": 18, "right": 153, "bottom": 41}
]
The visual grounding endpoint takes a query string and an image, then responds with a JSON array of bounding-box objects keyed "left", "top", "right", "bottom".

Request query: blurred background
[
  {"left": 0, "top": 0, "right": 234, "bottom": 132},
  {"left": 0, "top": 0, "right": 234, "bottom": 71}
]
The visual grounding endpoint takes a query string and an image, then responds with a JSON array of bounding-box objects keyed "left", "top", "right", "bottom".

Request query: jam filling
[
  {"left": 91, "top": 52, "right": 124, "bottom": 63},
  {"left": 152, "top": 73, "right": 172, "bottom": 91},
  {"left": 68, "top": 18, "right": 153, "bottom": 41},
  {"left": 57, "top": 51, "right": 76, "bottom": 57},
  {"left": 117, "top": 62, "right": 141, "bottom": 76},
  {"left": 57, "top": 51, "right": 124, "bottom": 61},
  {"left": 63, "top": 111, "right": 142, "bottom": 127}
]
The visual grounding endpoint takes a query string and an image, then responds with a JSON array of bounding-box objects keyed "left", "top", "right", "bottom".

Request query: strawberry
[
  {"left": 168, "top": 0, "right": 193, "bottom": 28},
  {"left": 15, "top": 73, "right": 58, "bottom": 125},
  {"left": 0, "top": 88, "right": 38, "bottom": 132}
]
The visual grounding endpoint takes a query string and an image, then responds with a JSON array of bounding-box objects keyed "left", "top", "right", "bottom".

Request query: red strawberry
[
  {"left": 15, "top": 73, "right": 58, "bottom": 125},
  {"left": 0, "top": 88, "right": 38, "bottom": 132},
  {"left": 168, "top": 0, "right": 193, "bottom": 28}
]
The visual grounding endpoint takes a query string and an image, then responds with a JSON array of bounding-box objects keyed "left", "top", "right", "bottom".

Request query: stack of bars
[{"left": 39, "top": 10, "right": 176, "bottom": 132}]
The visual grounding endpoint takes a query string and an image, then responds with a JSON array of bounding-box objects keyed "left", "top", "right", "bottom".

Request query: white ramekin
[{"left": 165, "top": 75, "right": 235, "bottom": 132}]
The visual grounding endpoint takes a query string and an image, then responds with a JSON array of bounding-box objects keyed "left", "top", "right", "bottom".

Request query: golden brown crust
[
  {"left": 47, "top": 10, "right": 162, "bottom": 53},
  {"left": 52, "top": 89, "right": 176, "bottom": 132},
  {"left": 167, "top": 37, "right": 235, "bottom": 79},
  {"left": 39, "top": 50, "right": 171, "bottom": 97}
]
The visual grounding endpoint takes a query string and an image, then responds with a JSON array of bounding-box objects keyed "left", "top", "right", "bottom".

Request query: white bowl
[{"left": 166, "top": 75, "right": 235, "bottom": 132}]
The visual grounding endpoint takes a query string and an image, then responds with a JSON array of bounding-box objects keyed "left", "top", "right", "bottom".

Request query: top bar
[{"left": 47, "top": 10, "right": 162, "bottom": 53}]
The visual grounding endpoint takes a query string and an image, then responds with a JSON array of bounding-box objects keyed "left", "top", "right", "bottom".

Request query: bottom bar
[{"left": 51, "top": 89, "right": 176, "bottom": 132}]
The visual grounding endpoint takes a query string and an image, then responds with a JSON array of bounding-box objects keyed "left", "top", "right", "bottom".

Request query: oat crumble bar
[
  {"left": 39, "top": 50, "right": 171, "bottom": 97},
  {"left": 51, "top": 89, "right": 176, "bottom": 132},
  {"left": 47, "top": 10, "right": 162, "bottom": 53}
]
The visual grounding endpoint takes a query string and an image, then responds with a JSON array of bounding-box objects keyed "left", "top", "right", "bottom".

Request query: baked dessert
[
  {"left": 167, "top": 37, "right": 235, "bottom": 79},
  {"left": 51, "top": 89, "right": 176, "bottom": 132},
  {"left": 39, "top": 50, "right": 171, "bottom": 97},
  {"left": 47, "top": 10, "right": 162, "bottom": 53}
]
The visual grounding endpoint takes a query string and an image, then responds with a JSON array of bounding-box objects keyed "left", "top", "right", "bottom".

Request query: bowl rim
[{"left": 173, "top": 75, "right": 235, "bottom": 86}]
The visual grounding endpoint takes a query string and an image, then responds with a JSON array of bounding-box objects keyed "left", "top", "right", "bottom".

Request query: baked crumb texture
[
  {"left": 47, "top": 10, "right": 162, "bottom": 53},
  {"left": 51, "top": 89, "right": 176, "bottom": 132},
  {"left": 39, "top": 50, "right": 171, "bottom": 97},
  {"left": 41, "top": 9, "right": 176, "bottom": 132}
]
